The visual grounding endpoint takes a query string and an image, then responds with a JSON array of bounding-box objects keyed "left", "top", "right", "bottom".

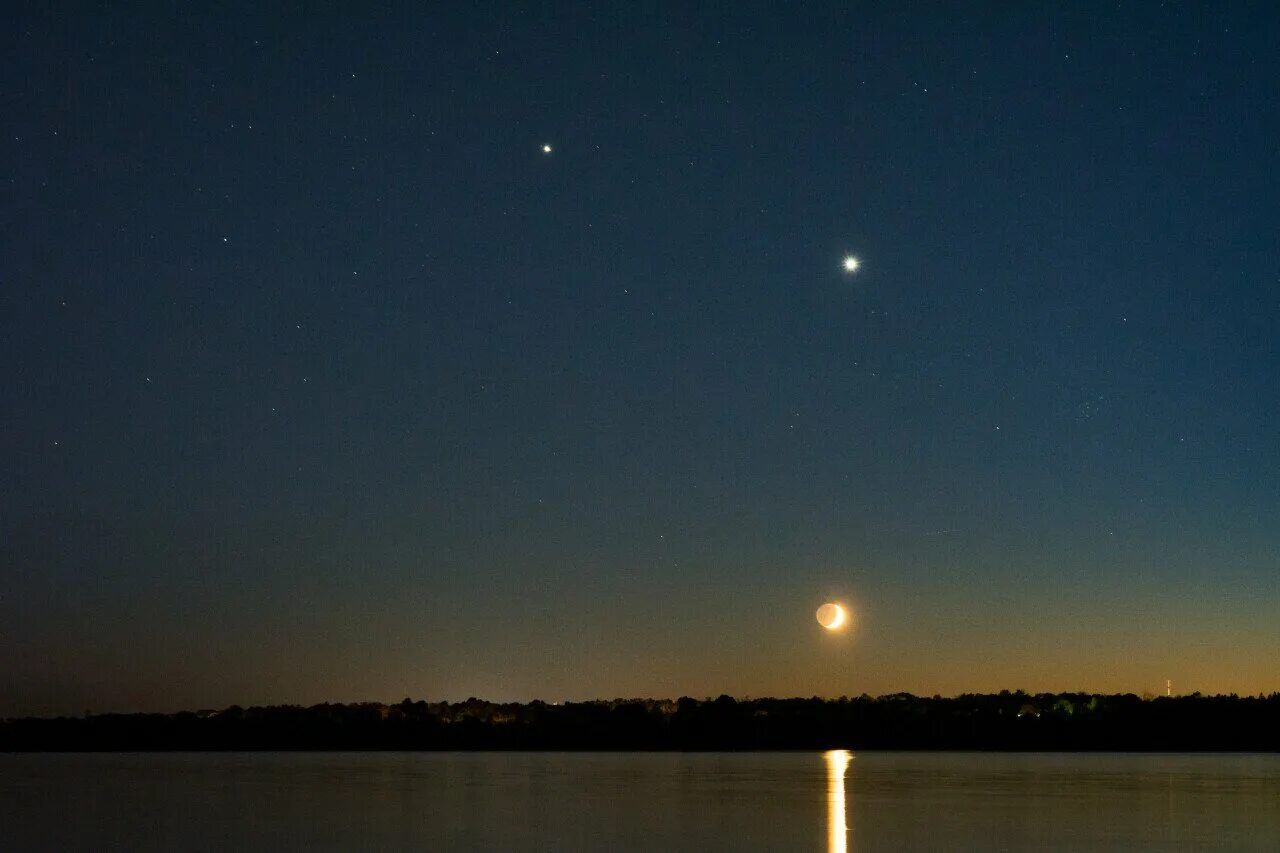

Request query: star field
[{"left": 3, "top": 2, "right": 1279, "bottom": 714}]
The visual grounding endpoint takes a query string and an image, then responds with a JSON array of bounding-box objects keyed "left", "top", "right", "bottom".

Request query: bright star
[
  {"left": 542, "top": 144, "right": 553, "bottom": 154},
  {"left": 842, "top": 255, "right": 860, "bottom": 273}
]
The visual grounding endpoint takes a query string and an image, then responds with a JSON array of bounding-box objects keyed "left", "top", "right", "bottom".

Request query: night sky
[{"left": 5, "top": 3, "right": 1279, "bottom": 716}]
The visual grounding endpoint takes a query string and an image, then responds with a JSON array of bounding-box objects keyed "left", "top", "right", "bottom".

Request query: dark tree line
[{"left": 4, "top": 692, "right": 1280, "bottom": 751}]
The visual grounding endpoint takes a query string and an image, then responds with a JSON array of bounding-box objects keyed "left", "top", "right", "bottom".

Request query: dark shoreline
[{"left": 6, "top": 692, "right": 1280, "bottom": 752}]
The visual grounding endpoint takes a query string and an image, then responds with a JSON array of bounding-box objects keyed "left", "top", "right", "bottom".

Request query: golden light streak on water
[{"left": 825, "top": 749, "right": 852, "bottom": 853}]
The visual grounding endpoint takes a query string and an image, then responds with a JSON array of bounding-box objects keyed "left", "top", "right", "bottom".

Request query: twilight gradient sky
[{"left": 4, "top": 2, "right": 1279, "bottom": 715}]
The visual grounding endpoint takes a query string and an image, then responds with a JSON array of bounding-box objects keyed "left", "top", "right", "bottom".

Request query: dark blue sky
[{"left": 4, "top": 2, "right": 1278, "bottom": 714}]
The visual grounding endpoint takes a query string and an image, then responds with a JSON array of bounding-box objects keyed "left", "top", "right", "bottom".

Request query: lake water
[{"left": 3, "top": 751, "right": 1279, "bottom": 850}]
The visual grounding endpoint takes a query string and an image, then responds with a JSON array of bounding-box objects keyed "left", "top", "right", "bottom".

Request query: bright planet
[{"left": 816, "top": 602, "right": 847, "bottom": 631}]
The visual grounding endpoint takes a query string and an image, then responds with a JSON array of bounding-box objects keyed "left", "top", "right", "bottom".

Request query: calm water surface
[{"left": 3, "top": 751, "right": 1279, "bottom": 851}]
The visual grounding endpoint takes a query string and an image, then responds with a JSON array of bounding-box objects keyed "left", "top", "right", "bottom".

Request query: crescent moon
[{"left": 817, "top": 602, "right": 847, "bottom": 631}]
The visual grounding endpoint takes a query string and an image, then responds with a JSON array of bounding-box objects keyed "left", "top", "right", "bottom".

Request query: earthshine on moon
[{"left": 816, "top": 602, "right": 847, "bottom": 631}]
